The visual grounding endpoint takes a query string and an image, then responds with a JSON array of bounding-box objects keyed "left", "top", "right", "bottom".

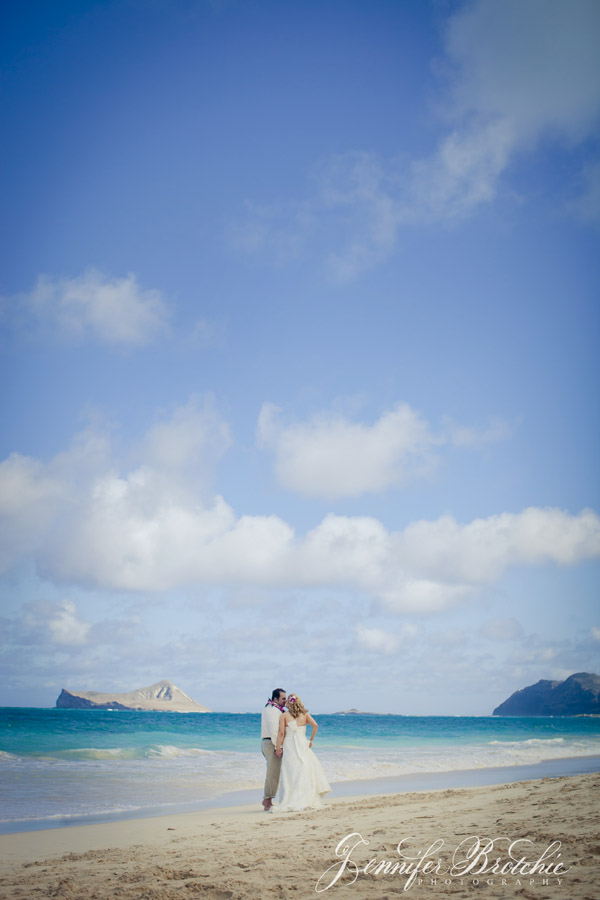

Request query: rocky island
[
  {"left": 493, "top": 672, "right": 600, "bottom": 716},
  {"left": 55, "top": 679, "right": 210, "bottom": 712}
]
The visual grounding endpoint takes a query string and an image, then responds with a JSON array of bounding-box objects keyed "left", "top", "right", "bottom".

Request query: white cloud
[
  {"left": 234, "top": 1, "right": 600, "bottom": 279},
  {"left": 233, "top": 152, "right": 404, "bottom": 283},
  {"left": 0, "top": 426, "right": 112, "bottom": 569},
  {"left": 0, "top": 453, "right": 69, "bottom": 571},
  {"left": 393, "top": 507, "right": 600, "bottom": 586},
  {"left": 412, "top": 0, "right": 600, "bottom": 222},
  {"left": 47, "top": 599, "right": 91, "bottom": 646},
  {"left": 318, "top": 152, "right": 401, "bottom": 282},
  {"left": 1, "top": 416, "right": 598, "bottom": 611},
  {"left": 21, "top": 599, "right": 91, "bottom": 647},
  {"left": 356, "top": 623, "right": 417, "bottom": 655},
  {"left": 15, "top": 268, "right": 169, "bottom": 345},
  {"left": 479, "top": 617, "right": 523, "bottom": 642},
  {"left": 409, "top": 120, "right": 515, "bottom": 221},
  {"left": 139, "top": 395, "right": 232, "bottom": 477},
  {"left": 258, "top": 401, "right": 510, "bottom": 499},
  {"left": 444, "top": 0, "right": 600, "bottom": 143},
  {"left": 258, "top": 401, "right": 437, "bottom": 499},
  {"left": 591, "top": 627, "right": 600, "bottom": 641},
  {"left": 508, "top": 644, "right": 558, "bottom": 666},
  {"left": 0, "top": 399, "right": 598, "bottom": 611}
]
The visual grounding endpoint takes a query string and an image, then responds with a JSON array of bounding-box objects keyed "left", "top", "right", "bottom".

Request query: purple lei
[{"left": 267, "top": 699, "right": 285, "bottom": 712}]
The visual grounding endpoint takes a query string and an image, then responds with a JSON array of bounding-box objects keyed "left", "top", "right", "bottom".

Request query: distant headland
[
  {"left": 55, "top": 679, "right": 210, "bottom": 712},
  {"left": 493, "top": 672, "right": 600, "bottom": 716}
]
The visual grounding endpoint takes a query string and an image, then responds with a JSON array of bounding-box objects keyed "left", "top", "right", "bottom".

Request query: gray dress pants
[{"left": 261, "top": 738, "right": 282, "bottom": 799}]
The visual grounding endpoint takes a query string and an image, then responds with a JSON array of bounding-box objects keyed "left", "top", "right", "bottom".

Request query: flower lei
[{"left": 266, "top": 698, "right": 285, "bottom": 712}]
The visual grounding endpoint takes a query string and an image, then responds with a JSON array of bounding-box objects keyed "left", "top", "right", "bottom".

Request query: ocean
[{"left": 1, "top": 708, "right": 599, "bottom": 834}]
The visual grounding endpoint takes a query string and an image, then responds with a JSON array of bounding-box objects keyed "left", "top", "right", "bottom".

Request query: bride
[{"left": 270, "top": 693, "right": 331, "bottom": 813}]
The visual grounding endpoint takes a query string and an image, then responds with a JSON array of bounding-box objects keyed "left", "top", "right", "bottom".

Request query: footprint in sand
[{"left": 196, "top": 890, "right": 234, "bottom": 900}]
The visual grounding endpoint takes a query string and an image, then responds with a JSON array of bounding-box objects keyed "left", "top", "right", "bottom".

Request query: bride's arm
[
  {"left": 275, "top": 713, "right": 287, "bottom": 756},
  {"left": 306, "top": 713, "right": 318, "bottom": 747}
]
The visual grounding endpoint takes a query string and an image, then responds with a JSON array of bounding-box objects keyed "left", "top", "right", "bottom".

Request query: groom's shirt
[{"left": 261, "top": 704, "right": 282, "bottom": 743}]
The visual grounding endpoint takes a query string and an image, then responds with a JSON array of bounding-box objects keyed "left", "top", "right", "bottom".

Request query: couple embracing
[{"left": 261, "top": 688, "right": 331, "bottom": 814}]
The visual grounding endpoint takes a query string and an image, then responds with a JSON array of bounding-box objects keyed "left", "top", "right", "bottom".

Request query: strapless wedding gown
[{"left": 271, "top": 720, "right": 331, "bottom": 814}]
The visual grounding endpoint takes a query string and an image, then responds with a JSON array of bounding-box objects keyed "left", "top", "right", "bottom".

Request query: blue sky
[{"left": 1, "top": 0, "right": 599, "bottom": 714}]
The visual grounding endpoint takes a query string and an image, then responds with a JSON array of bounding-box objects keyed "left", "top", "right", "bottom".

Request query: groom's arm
[{"left": 275, "top": 715, "right": 285, "bottom": 756}]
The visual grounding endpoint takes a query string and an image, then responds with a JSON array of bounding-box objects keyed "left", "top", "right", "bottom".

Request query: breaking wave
[{"left": 48, "top": 744, "right": 216, "bottom": 761}]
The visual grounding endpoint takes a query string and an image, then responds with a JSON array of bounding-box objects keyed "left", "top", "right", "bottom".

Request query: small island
[
  {"left": 55, "top": 679, "right": 210, "bottom": 712},
  {"left": 493, "top": 672, "right": 600, "bottom": 716}
]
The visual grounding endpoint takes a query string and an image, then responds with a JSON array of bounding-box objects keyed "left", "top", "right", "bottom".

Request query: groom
[{"left": 261, "top": 688, "right": 286, "bottom": 811}]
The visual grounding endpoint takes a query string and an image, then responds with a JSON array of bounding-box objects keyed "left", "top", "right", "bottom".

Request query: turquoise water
[{"left": 1, "top": 708, "right": 599, "bottom": 831}]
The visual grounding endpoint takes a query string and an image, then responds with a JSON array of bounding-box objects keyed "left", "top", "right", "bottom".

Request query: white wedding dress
[{"left": 271, "top": 720, "right": 331, "bottom": 814}]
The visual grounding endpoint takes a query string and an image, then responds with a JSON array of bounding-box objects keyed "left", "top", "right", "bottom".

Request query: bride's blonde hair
[{"left": 287, "top": 694, "right": 307, "bottom": 717}]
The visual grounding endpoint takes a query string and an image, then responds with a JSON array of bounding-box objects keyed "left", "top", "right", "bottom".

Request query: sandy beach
[{"left": 0, "top": 772, "right": 598, "bottom": 900}]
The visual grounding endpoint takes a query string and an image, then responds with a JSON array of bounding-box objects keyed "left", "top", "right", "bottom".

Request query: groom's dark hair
[{"left": 271, "top": 689, "right": 285, "bottom": 701}]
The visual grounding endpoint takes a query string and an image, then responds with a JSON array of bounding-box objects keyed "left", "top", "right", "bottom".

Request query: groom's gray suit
[{"left": 261, "top": 702, "right": 283, "bottom": 800}]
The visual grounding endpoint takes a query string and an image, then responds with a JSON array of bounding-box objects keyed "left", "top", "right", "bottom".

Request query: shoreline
[
  {"left": 0, "top": 771, "right": 597, "bottom": 899},
  {"left": 1, "top": 752, "right": 598, "bottom": 837}
]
